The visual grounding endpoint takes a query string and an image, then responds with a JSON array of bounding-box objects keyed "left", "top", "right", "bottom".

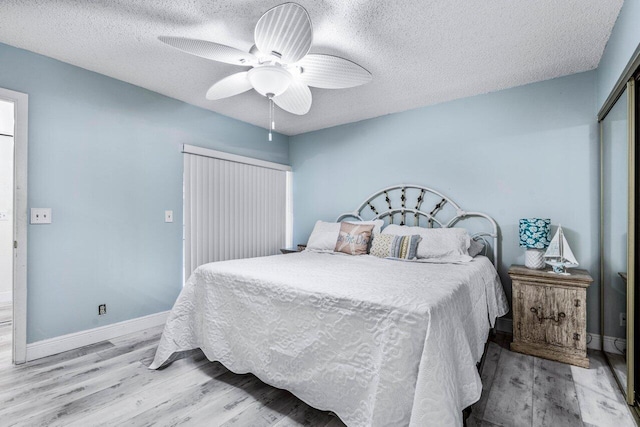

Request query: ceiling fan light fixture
[{"left": 248, "top": 66, "right": 292, "bottom": 97}]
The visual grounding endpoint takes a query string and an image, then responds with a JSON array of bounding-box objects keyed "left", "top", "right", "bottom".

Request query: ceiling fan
[{"left": 158, "top": 2, "right": 372, "bottom": 139}]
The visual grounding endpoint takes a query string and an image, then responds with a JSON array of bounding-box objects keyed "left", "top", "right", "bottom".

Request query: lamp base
[{"left": 525, "top": 249, "right": 546, "bottom": 269}]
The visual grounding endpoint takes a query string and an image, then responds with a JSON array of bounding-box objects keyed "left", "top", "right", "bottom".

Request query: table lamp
[{"left": 519, "top": 218, "right": 551, "bottom": 269}]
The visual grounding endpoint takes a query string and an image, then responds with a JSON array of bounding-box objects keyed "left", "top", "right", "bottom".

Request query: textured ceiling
[{"left": 0, "top": 1, "right": 623, "bottom": 135}]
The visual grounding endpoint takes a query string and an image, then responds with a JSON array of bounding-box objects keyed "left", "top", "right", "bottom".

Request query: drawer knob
[{"left": 530, "top": 306, "right": 566, "bottom": 324}]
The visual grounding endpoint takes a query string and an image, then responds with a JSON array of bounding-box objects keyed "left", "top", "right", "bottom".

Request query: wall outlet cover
[
  {"left": 165, "top": 210, "right": 173, "bottom": 223},
  {"left": 98, "top": 304, "right": 106, "bottom": 316},
  {"left": 30, "top": 208, "right": 52, "bottom": 224}
]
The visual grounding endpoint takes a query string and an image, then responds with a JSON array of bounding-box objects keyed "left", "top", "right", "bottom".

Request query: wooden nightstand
[
  {"left": 280, "top": 245, "right": 306, "bottom": 254},
  {"left": 509, "top": 265, "right": 593, "bottom": 368}
]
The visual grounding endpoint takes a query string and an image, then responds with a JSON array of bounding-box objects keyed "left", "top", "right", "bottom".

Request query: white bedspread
[{"left": 150, "top": 252, "right": 509, "bottom": 427}]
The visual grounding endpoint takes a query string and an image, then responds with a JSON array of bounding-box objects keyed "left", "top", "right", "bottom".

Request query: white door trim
[{"left": 0, "top": 87, "right": 28, "bottom": 364}]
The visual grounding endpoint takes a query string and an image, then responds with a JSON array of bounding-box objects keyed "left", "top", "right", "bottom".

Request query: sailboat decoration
[{"left": 544, "top": 225, "right": 579, "bottom": 275}]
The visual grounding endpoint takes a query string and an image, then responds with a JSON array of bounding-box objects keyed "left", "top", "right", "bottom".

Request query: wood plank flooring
[
  {"left": 469, "top": 333, "right": 637, "bottom": 427},
  {"left": 0, "top": 307, "right": 636, "bottom": 426}
]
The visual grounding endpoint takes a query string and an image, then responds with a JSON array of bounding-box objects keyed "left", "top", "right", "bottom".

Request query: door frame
[{"left": 0, "top": 87, "right": 28, "bottom": 364}]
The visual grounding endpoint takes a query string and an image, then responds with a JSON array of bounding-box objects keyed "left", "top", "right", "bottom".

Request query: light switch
[
  {"left": 31, "top": 208, "right": 52, "bottom": 224},
  {"left": 165, "top": 210, "right": 173, "bottom": 223}
]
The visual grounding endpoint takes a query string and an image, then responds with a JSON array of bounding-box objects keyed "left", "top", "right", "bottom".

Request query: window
[{"left": 183, "top": 145, "right": 292, "bottom": 279}]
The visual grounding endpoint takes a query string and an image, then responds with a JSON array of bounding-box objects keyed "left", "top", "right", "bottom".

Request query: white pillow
[
  {"left": 382, "top": 225, "right": 472, "bottom": 262},
  {"left": 468, "top": 239, "right": 485, "bottom": 257},
  {"left": 306, "top": 221, "right": 341, "bottom": 252},
  {"left": 306, "top": 220, "right": 384, "bottom": 252}
]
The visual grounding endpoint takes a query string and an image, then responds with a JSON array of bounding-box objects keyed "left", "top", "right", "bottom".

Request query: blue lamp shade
[{"left": 519, "top": 218, "right": 551, "bottom": 249}]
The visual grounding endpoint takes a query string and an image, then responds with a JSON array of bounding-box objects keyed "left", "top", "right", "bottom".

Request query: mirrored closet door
[
  {"left": 601, "top": 74, "right": 637, "bottom": 410},
  {"left": 601, "top": 80, "right": 632, "bottom": 398}
]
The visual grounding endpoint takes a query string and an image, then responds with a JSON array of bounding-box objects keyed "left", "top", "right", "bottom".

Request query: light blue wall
[
  {"left": 290, "top": 71, "right": 600, "bottom": 333},
  {"left": 0, "top": 42, "right": 289, "bottom": 342},
  {"left": 597, "top": 0, "right": 640, "bottom": 109}
]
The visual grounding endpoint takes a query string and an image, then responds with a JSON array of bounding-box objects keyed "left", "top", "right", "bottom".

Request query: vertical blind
[{"left": 183, "top": 145, "right": 291, "bottom": 279}]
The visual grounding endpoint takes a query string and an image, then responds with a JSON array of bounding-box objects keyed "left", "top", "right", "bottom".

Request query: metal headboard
[{"left": 336, "top": 184, "right": 500, "bottom": 268}]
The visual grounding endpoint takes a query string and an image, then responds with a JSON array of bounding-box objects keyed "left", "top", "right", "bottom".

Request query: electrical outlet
[
  {"left": 30, "top": 208, "right": 52, "bottom": 224},
  {"left": 620, "top": 312, "right": 627, "bottom": 327},
  {"left": 165, "top": 210, "right": 173, "bottom": 223},
  {"left": 98, "top": 304, "right": 107, "bottom": 316}
]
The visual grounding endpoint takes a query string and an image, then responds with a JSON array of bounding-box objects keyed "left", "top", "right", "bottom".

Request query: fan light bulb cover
[{"left": 248, "top": 66, "right": 292, "bottom": 97}]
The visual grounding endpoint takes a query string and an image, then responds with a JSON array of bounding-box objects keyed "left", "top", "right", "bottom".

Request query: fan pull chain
[{"left": 268, "top": 95, "right": 274, "bottom": 142}]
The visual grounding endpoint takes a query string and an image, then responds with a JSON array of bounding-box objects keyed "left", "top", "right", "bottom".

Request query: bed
[{"left": 150, "top": 185, "right": 509, "bottom": 427}]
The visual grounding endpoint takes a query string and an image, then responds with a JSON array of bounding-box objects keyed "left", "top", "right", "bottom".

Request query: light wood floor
[
  {"left": 0, "top": 306, "right": 636, "bottom": 427},
  {"left": 469, "top": 333, "right": 637, "bottom": 427}
]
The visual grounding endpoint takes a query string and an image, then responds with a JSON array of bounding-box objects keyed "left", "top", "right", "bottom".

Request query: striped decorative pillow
[{"left": 370, "top": 234, "right": 421, "bottom": 260}]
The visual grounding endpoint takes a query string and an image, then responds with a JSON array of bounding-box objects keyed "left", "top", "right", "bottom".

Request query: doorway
[
  {"left": 0, "top": 87, "right": 28, "bottom": 365},
  {"left": 0, "top": 99, "right": 13, "bottom": 366}
]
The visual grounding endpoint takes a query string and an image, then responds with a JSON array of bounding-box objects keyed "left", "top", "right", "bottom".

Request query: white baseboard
[
  {"left": 494, "top": 317, "right": 625, "bottom": 353},
  {"left": 25, "top": 311, "right": 169, "bottom": 362},
  {"left": 0, "top": 291, "right": 12, "bottom": 303},
  {"left": 587, "top": 333, "right": 627, "bottom": 354}
]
